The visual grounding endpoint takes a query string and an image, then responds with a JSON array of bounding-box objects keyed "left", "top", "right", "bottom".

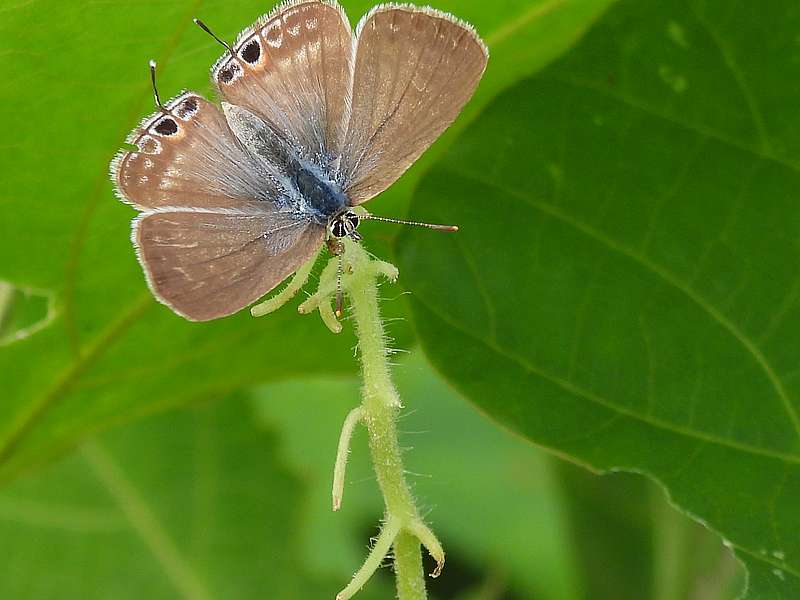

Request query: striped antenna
[
  {"left": 149, "top": 60, "right": 164, "bottom": 110},
  {"left": 193, "top": 18, "right": 235, "bottom": 58},
  {"left": 361, "top": 214, "right": 458, "bottom": 232}
]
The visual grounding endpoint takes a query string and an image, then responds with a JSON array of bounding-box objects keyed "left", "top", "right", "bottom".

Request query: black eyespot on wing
[
  {"left": 241, "top": 39, "right": 261, "bottom": 64},
  {"left": 218, "top": 67, "right": 234, "bottom": 84},
  {"left": 154, "top": 117, "right": 178, "bottom": 136},
  {"left": 176, "top": 97, "right": 198, "bottom": 119},
  {"left": 216, "top": 61, "right": 242, "bottom": 85}
]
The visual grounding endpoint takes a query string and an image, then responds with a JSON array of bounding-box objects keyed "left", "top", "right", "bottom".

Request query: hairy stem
[
  {"left": 344, "top": 238, "right": 432, "bottom": 600},
  {"left": 393, "top": 532, "right": 425, "bottom": 600},
  {"left": 264, "top": 238, "right": 443, "bottom": 599}
]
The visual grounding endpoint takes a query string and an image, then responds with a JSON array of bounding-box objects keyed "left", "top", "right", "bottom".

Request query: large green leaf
[
  {"left": 0, "top": 395, "right": 341, "bottom": 599},
  {"left": 397, "top": 0, "right": 800, "bottom": 597},
  {"left": 0, "top": 0, "right": 612, "bottom": 483}
]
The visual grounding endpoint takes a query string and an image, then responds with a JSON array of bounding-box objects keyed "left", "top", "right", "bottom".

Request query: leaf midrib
[
  {"left": 485, "top": 0, "right": 566, "bottom": 46},
  {"left": 83, "top": 442, "right": 212, "bottom": 600},
  {"left": 0, "top": 294, "right": 152, "bottom": 466}
]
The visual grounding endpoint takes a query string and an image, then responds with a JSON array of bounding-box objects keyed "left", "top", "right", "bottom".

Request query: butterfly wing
[
  {"left": 341, "top": 5, "right": 488, "bottom": 203},
  {"left": 210, "top": 0, "right": 354, "bottom": 163},
  {"left": 112, "top": 92, "right": 277, "bottom": 210},
  {"left": 133, "top": 205, "right": 323, "bottom": 321},
  {"left": 112, "top": 92, "right": 324, "bottom": 320}
]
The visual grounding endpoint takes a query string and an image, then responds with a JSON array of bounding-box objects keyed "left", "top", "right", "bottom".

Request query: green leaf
[
  {"left": 396, "top": 0, "right": 800, "bottom": 596},
  {"left": 0, "top": 395, "right": 338, "bottom": 599},
  {"left": 0, "top": 354, "right": 741, "bottom": 600},
  {"left": 0, "top": 0, "right": 612, "bottom": 483}
]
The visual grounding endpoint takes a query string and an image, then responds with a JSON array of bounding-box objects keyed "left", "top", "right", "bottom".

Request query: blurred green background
[{"left": 1, "top": 0, "right": 798, "bottom": 598}]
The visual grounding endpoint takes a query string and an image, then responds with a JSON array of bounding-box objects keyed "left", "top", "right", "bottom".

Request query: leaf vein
[
  {"left": 687, "top": 2, "right": 773, "bottom": 154},
  {"left": 444, "top": 166, "right": 800, "bottom": 441},
  {"left": 550, "top": 74, "right": 798, "bottom": 173},
  {"left": 414, "top": 293, "right": 800, "bottom": 464}
]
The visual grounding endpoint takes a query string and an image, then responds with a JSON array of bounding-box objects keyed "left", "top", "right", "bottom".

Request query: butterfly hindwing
[{"left": 133, "top": 204, "right": 324, "bottom": 321}]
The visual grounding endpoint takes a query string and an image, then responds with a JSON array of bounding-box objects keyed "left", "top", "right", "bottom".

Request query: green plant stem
[
  {"left": 277, "top": 239, "right": 442, "bottom": 599},
  {"left": 393, "top": 532, "right": 425, "bottom": 600},
  {"left": 345, "top": 239, "right": 428, "bottom": 600}
]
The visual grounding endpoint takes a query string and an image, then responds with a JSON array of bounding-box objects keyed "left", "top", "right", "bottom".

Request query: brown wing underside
[
  {"left": 208, "top": 1, "right": 488, "bottom": 202},
  {"left": 112, "top": 92, "right": 273, "bottom": 210},
  {"left": 134, "top": 206, "right": 324, "bottom": 321},
  {"left": 211, "top": 0, "right": 354, "bottom": 162},
  {"left": 341, "top": 5, "right": 488, "bottom": 203}
]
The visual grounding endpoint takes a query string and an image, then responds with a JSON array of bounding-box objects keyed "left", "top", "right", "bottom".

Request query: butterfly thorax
[
  {"left": 289, "top": 160, "right": 349, "bottom": 225},
  {"left": 219, "top": 102, "right": 349, "bottom": 225}
]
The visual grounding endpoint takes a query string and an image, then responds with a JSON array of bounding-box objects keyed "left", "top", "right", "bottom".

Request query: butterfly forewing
[
  {"left": 112, "top": 93, "right": 276, "bottom": 210},
  {"left": 342, "top": 5, "right": 488, "bottom": 203},
  {"left": 134, "top": 204, "right": 324, "bottom": 321},
  {"left": 212, "top": 0, "right": 354, "bottom": 164}
]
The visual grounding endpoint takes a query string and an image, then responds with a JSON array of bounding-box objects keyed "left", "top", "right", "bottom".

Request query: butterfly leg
[{"left": 299, "top": 238, "right": 399, "bottom": 334}]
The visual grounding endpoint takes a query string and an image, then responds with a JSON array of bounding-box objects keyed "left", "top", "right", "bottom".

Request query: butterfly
[{"left": 111, "top": 0, "right": 488, "bottom": 321}]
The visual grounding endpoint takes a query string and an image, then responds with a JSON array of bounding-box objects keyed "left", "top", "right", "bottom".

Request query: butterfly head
[{"left": 328, "top": 210, "right": 361, "bottom": 241}]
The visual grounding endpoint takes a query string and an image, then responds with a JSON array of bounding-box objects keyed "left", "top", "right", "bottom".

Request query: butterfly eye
[
  {"left": 331, "top": 220, "right": 347, "bottom": 238},
  {"left": 153, "top": 117, "right": 178, "bottom": 136},
  {"left": 240, "top": 39, "right": 261, "bottom": 64},
  {"left": 345, "top": 212, "right": 360, "bottom": 230}
]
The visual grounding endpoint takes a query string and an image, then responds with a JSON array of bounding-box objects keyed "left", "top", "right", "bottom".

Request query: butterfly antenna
[
  {"left": 361, "top": 213, "right": 459, "bottom": 232},
  {"left": 148, "top": 60, "right": 165, "bottom": 111},
  {"left": 335, "top": 253, "right": 344, "bottom": 319},
  {"left": 193, "top": 18, "right": 235, "bottom": 59}
]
